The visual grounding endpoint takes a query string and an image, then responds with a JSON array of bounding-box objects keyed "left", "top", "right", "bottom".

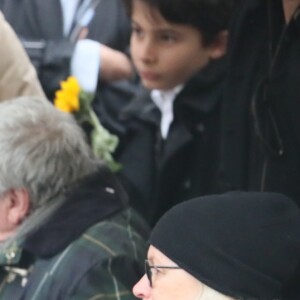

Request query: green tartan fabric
[{"left": 0, "top": 208, "right": 148, "bottom": 300}]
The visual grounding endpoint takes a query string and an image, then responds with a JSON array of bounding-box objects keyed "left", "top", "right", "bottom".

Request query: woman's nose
[{"left": 132, "top": 274, "right": 151, "bottom": 299}]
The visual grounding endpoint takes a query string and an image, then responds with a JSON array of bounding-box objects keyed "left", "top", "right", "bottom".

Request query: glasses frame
[{"left": 145, "top": 259, "right": 181, "bottom": 287}]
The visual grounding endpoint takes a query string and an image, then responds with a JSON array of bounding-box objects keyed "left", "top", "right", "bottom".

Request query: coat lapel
[{"left": 161, "top": 122, "right": 192, "bottom": 168}]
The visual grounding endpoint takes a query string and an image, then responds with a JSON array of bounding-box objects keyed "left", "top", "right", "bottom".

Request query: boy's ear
[
  {"left": 208, "top": 30, "right": 228, "bottom": 60},
  {"left": 7, "top": 188, "right": 30, "bottom": 226}
]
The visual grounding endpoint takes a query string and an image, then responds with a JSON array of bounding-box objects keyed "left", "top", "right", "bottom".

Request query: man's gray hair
[{"left": 0, "top": 97, "right": 100, "bottom": 244}]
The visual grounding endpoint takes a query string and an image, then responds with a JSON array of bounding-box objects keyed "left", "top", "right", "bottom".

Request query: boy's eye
[
  {"left": 131, "top": 26, "right": 144, "bottom": 38},
  {"left": 160, "top": 32, "right": 177, "bottom": 43}
]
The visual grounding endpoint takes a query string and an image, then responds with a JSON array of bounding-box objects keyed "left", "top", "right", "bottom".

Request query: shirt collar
[
  {"left": 60, "top": 0, "right": 81, "bottom": 36},
  {"left": 150, "top": 85, "right": 184, "bottom": 138}
]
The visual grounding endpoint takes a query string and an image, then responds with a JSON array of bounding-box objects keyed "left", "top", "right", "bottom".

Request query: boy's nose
[
  {"left": 139, "top": 40, "right": 156, "bottom": 64},
  {"left": 132, "top": 274, "right": 151, "bottom": 299}
]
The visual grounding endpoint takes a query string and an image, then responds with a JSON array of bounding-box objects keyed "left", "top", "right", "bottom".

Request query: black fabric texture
[{"left": 23, "top": 168, "right": 128, "bottom": 258}]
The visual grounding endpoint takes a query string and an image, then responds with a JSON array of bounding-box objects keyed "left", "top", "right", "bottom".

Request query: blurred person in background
[
  {"left": 219, "top": 0, "right": 300, "bottom": 208},
  {"left": 0, "top": 11, "right": 44, "bottom": 101},
  {"left": 0, "top": 0, "right": 140, "bottom": 131}
]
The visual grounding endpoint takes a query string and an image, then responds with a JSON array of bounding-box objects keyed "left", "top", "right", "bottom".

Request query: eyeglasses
[
  {"left": 251, "top": 77, "right": 284, "bottom": 158},
  {"left": 145, "top": 259, "right": 181, "bottom": 287}
]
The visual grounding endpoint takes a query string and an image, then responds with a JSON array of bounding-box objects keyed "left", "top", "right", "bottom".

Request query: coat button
[
  {"left": 105, "top": 187, "right": 115, "bottom": 194},
  {"left": 196, "top": 123, "right": 205, "bottom": 134},
  {"left": 183, "top": 179, "right": 191, "bottom": 190}
]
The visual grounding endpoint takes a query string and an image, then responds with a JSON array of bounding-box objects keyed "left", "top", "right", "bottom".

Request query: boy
[{"left": 116, "top": 0, "right": 233, "bottom": 225}]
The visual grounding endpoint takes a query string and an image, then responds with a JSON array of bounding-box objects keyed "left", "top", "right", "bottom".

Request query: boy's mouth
[{"left": 140, "top": 71, "right": 160, "bottom": 81}]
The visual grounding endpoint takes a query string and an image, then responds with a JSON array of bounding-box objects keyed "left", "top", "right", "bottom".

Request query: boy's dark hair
[{"left": 122, "top": 0, "right": 234, "bottom": 46}]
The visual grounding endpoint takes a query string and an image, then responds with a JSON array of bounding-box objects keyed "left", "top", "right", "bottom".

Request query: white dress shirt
[
  {"left": 151, "top": 85, "right": 184, "bottom": 139},
  {"left": 60, "top": 0, "right": 100, "bottom": 93}
]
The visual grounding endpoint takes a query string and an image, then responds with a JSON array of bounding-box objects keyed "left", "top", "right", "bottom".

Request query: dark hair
[{"left": 122, "top": 0, "right": 234, "bottom": 46}]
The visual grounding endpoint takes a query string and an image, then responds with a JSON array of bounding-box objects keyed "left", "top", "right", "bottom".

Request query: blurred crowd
[{"left": 0, "top": 0, "right": 299, "bottom": 299}]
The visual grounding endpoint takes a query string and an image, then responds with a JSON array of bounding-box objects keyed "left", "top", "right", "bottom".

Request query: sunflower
[
  {"left": 54, "top": 77, "right": 80, "bottom": 113},
  {"left": 54, "top": 76, "right": 120, "bottom": 172}
]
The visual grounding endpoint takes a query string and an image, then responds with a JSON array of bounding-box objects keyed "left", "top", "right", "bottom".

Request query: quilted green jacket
[{"left": 0, "top": 171, "right": 149, "bottom": 300}]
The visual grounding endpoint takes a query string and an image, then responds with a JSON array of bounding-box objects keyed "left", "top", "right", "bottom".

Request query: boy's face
[{"left": 130, "top": 0, "right": 215, "bottom": 91}]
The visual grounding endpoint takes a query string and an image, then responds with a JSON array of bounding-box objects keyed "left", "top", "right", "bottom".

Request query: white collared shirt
[
  {"left": 60, "top": 0, "right": 100, "bottom": 93},
  {"left": 60, "top": 0, "right": 81, "bottom": 36},
  {"left": 151, "top": 85, "right": 184, "bottom": 139}
]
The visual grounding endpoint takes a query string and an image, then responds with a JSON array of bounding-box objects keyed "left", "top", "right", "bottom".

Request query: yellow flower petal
[
  {"left": 54, "top": 76, "right": 81, "bottom": 113},
  {"left": 68, "top": 95, "right": 80, "bottom": 112},
  {"left": 54, "top": 98, "right": 73, "bottom": 113},
  {"left": 61, "top": 76, "right": 80, "bottom": 95}
]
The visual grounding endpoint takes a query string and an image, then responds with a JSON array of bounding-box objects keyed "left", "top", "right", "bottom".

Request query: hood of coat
[{"left": 22, "top": 168, "right": 127, "bottom": 258}]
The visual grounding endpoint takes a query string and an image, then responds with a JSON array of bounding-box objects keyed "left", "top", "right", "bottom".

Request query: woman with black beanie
[{"left": 133, "top": 192, "right": 300, "bottom": 300}]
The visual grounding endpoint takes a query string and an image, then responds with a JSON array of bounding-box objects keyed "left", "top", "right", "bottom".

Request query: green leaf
[{"left": 76, "top": 90, "right": 121, "bottom": 172}]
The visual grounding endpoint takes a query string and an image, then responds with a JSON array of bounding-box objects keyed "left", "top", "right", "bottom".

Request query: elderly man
[{"left": 0, "top": 97, "right": 148, "bottom": 299}]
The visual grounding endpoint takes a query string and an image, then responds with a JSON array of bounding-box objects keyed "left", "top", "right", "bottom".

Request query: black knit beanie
[{"left": 150, "top": 192, "right": 300, "bottom": 300}]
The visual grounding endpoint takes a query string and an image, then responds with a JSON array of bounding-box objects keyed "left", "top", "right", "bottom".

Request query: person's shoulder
[
  {"left": 0, "top": 11, "right": 11, "bottom": 36},
  {"left": 40, "top": 209, "right": 148, "bottom": 299},
  {"left": 73, "top": 208, "right": 149, "bottom": 258},
  {"left": 0, "top": 11, "right": 4, "bottom": 22}
]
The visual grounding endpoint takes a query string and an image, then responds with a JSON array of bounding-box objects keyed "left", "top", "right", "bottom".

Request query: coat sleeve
[{"left": 0, "top": 12, "right": 45, "bottom": 101}]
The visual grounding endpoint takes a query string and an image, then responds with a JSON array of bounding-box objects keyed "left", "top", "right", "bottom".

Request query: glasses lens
[{"left": 145, "top": 260, "right": 152, "bottom": 287}]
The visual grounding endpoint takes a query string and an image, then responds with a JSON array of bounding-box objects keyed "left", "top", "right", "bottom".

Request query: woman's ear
[
  {"left": 7, "top": 188, "right": 30, "bottom": 226},
  {"left": 208, "top": 30, "right": 228, "bottom": 60}
]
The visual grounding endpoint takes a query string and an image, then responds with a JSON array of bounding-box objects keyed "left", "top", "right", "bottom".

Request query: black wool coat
[
  {"left": 114, "top": 59, "right": 225, "bottom": 226},
  {"left": 219, "top": 0, "right": 300, "bottom": 206},
  {"left": 0, "top": 170, "right": 149, "bottom": 299}
]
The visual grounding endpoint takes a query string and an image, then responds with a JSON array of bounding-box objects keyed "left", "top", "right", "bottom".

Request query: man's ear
[
  {"left": 208, "top": 30, "right": 228, "bottom": 60},
  {"left": 7, "top": 189, "right": 30, "bottom": 226}
]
